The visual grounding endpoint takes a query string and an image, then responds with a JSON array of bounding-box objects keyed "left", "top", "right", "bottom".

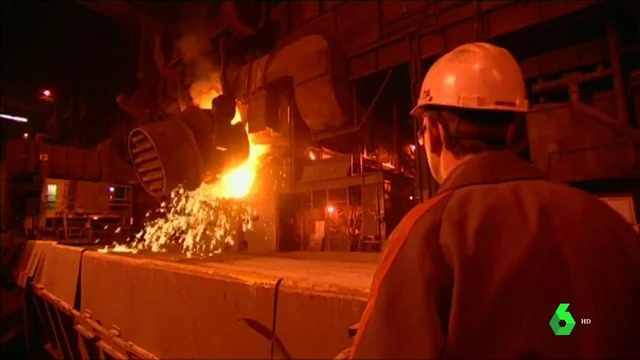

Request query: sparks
[
  {"left": 131, "top": 187, "right": 258, "bottom": 257},
  {"left": 101, "top": 80, "right": 269, "bottom": 257}
]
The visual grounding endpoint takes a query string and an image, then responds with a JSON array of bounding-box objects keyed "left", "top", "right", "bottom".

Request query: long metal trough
[{"left": 10, "top": 241, "right": 376, "bottom": 359}]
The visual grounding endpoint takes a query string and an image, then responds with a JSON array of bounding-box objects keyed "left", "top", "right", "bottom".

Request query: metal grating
[{"left": 129, "top": 128, "right": 165, "bottom": 197}]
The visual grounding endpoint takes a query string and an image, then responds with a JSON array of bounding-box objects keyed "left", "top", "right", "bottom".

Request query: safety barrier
[
  {"left": 27, "top": 284, "right": 158, "bottom": 359},
  {"left": 14, "top": 242, "right": 158, "bottom": 359},
  {"left": 10, "top": 241, "right": 371, "bottom": 359}
]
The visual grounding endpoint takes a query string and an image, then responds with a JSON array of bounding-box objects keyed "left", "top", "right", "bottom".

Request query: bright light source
[
  {"left": 0, "top": 113, "right": 28, "bottom": 122},
  {"left": 327, "top": 205, "right": 335, "bottom": 214},
  {"left": 409, "top": 195, "right": 414, "bottom": 200},
  {"left": 409, "top": 144, "right": 416, "bottom": 151},
  {"left": 23, "top": 133, "right": 29, "bottom": 139},
  {"left": 308, "top": 151, "right": 316, "bottom": 160},
  {"left": 109, "top": 187, "right": 115, "bottom": 192},
  {"left": 39, "top": 89, "right": 55, "bottom": 102}
]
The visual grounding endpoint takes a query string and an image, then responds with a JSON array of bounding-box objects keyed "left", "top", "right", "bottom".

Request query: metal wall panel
[
  {"left": 519, "top": 39, "right": 608, "bottom": 79},
  {"left": 527, "top": 102, "right": 639, "bottom": 181},
  {"left": 336, "top": 2, "right": 379, "bottom": 55},
  {"left": 289, "top": 2, "right": 307, "bottom": 30},
  {"left": 377, "top": 40, "right": 409, "bottom": 72},
  {"left": 299, "top": 157, "right": 352, "bottom": 183},
  {"left": 380, "top": 1, "right": 426, "bottom": 28},
  {"left": 66, "top": 148, "right": 86, "bottom": 180},
  {"left": 300, "top": 9, "right": 338, "bottom": 40},
  {"left": 301, "top": 1, "right": 321, "bottom": 23},
  {"left": 348, "top": 1, "right": 602, "bottom": 79}
]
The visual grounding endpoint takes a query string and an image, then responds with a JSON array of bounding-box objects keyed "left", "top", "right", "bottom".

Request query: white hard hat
[{"left": 411, "top": 42, "right": 528, "bottom": 116}]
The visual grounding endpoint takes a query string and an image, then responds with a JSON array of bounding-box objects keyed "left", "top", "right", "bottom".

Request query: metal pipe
[
  {"left": 359, "top": 143, "right": 365, "bottom": 252},
  {"left": 325, "top": 189, "right": 330, "bottom": 251},
  {"left": 360, "top": 145, "right": 365, "bottom": 175},
  {"left": 376, "top": 182, "right": 382, "bottom": 245},
  {"left": 532, "top": 68, "right": 612, "bottom": 94},
  {"left": 288, "top": 105, "right": 295, "bottom": 190},
  {"left": 607, "top": 18, "right": 630, "bottom": 125},
  {"left": 349, "top": 153, "right": 354, "bottom": 176},
  {"left": 392, "top": 102, "right": 401, "bottom": 173},
  {"left": 408, "top": 34, "right": 425, "bottom": 202},
  {"left": 412, "top": 116, "right": 424, "bottom": 202}
]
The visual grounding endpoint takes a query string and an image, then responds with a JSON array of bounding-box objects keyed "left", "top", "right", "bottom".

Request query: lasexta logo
[{"left": 549, "top": 303, "right": 576, "bottom": 336}]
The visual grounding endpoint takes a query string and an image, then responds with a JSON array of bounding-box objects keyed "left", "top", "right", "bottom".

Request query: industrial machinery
[
  {"left": 2, "top": 139, "right": 137, "bottom": 244},
  {"left": 128, "top": 34, "right": 251, "bottom": 197},
  {"left": 129, "top": 106, "right": 249, "bottom": 196}
]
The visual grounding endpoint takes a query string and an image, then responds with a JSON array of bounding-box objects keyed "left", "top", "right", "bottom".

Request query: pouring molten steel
[
  {"left": 193, "top": 86, "right": 269, "bottom": 199},
  {"left": 104, "top": 87, "right": 269, "bottom": 257}
]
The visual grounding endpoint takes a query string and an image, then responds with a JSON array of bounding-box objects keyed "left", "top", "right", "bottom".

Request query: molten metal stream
[{"left": 100, "top": 87, "right": 269, "bottom": 257}]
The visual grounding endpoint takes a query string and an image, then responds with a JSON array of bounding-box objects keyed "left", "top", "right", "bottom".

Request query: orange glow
[
  {"left": 327, "top": 205, "right": 335, "bottom": 214},
  {"left": 191, "top": 84, "right": 243, "bottom": 125},
  {"left": 43, "top": 89, "right": 51, "bottom": 97},
  {"left": 191, "top": 86, "right": 268, "bottom": 198},
  {"left": 207, "top": 124, "right": 269, "bottom": 198},
  {"left": 381, "top": 161, "right": 395, "bottom": 169},
  {"left": 409, "top": 144, "right": 416, "bottom": 151},
  {"left": 308, "top": 151, "right": 317, "bottom": 160},
  {"left": 100, "top": 72, "right": 270, "bottom": 258}
]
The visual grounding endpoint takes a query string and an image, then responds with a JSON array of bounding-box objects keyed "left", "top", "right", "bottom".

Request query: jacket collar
[{"left": 437, "top": 151, "right": 547, "bottom": 193}]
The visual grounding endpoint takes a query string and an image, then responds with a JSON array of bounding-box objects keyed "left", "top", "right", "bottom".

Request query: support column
[
  {"left": 391, "top": 102, "right": 401, "bottom": 172},
  {"left": 1, "top": 160, "right": 8, "bottom": 232},
  {"left": 408, "top": 35, "right": 436, "bottom": 201},
  {"left": 607, "top": 17, "right": 630, "bottom": 126}
]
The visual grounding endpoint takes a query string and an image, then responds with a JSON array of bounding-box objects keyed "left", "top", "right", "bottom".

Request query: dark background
[{"left": 1, "top": 1, "right": 139, "bottom": 145}]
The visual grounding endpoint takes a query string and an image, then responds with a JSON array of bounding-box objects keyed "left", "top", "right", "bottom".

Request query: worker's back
[
  {"left": 351, "top": 39, "right": 640, "bottom": 359},
  {"left": 442, "top": 177, "right": 640, "bottom": 358},
  {"left": 350, "top": 151, "right": 640, "bottom": 359}
]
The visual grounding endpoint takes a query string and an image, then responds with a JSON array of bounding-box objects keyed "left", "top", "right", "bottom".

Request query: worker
[{"left": 350, "top": 42, "right": 640, "bottom": 359}]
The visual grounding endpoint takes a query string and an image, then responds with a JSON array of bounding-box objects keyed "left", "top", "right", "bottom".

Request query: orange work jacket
[{"left": 351, "top": 151, "right": 640, "bottom": 359}]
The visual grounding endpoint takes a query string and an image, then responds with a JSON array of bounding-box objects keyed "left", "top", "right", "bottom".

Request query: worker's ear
[
  {"left": 506, "top": 113, "right": 528, "bottom": 153},
  {"left": 425, "top": 117, "right": 444, "bottom": 156}
]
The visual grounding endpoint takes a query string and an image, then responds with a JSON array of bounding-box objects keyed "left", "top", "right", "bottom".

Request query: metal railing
[{"left": 21, "top": 281, "right": 158, "bottom": 359}]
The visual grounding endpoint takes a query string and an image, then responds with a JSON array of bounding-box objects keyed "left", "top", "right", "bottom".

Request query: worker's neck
[{"left": 439, "top": 151, "right": 476, "bottom": 182}]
